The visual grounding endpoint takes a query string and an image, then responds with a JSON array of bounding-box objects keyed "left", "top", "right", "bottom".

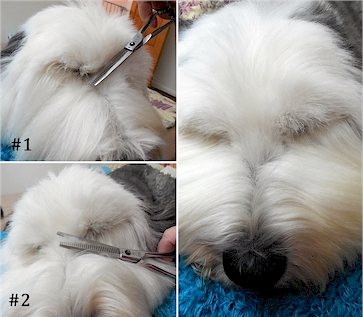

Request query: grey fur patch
[
  {"left": 292, "top": 1, "right": 362, "bottom": 68},
  {"left": 1, "top": 31, "right": 26, "bottom": 68},
  {"left": 110, "top": 165, "right": 176, "bottom": 236}
]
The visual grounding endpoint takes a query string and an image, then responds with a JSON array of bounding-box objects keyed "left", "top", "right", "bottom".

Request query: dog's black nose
[{"left": 223, "top": 249, "right": 287, "bottom": 292}]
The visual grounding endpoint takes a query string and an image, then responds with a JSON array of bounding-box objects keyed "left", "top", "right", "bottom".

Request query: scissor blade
[
  {"left": 59, "top": 241, "right": 121, "bottom": 259},
  {"left": 92, "top": 48, "right": 132, "bottom": 87},
  {"left": 57, "top": 231, "right": 113, "bottom": 248}
]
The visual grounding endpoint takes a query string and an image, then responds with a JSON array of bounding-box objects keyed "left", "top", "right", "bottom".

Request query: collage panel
[
  {"left": 1, "top": 0, "right": 176, "bottom": 316},
  {"left": 1, "top": 162, "right": 176, "bottom": 316},
  {"left": 1, "top": 0, "right": 176, "bottom": 161},
  {"left": 177, "top": 1, "right": 362, "bottom": 317}
]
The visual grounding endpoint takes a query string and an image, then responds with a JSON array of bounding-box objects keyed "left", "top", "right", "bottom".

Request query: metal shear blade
[
  {"left": 57, "top": 232, "right": 176, "bottom": 279},
  {"left": 92, "top": 12, "right": 173, "bottom": 87}
]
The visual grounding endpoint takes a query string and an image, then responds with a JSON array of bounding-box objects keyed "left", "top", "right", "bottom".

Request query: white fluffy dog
[
  {"left": 1, "top": 165, "right": 175, "bottom": 316},
  {"left": 1, "top": 0, "right": 165, "bottom": 160},
  {"left": 178, "top": 1, "right": 362, "bottom": 293}
]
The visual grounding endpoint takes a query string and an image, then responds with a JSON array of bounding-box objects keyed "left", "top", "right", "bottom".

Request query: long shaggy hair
[
  {"left": 1, "top": 165, "right": 175, "bottom": 316},
  {"left": 1, "top": 0, "right": 165, "bottom": 160},
  {"left": 178, "top": 0, "right": 362, "bottom": 293}
]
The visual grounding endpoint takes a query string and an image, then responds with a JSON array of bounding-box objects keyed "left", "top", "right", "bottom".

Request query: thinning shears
[
  {"left": 57, "top": 231, "right": 176, "bottom": 279},
  {"left": 92, "top": 6, "right": 175, "bottom": 87}
]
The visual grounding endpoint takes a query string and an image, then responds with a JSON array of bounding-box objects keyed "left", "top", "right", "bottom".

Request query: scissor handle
[
  {"left": 142, "top": 19, "right": 173, "bottom": 45},
  {"left": 140, "top": 12, "right": 158, "bottom": 34},
  {"left": 152, "top": 2, "right": 176, "bottom": 21}
]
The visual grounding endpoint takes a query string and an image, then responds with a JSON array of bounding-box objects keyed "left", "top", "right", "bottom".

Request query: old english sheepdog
[
  {"left": 1, "top": 0, "right": 165, "bottom": 160},
  {"left": 1, "top": 165, "right": 175, "bottom": 316},
  {"left": 178, "top": 0, "right": 362, "bottom": 293}
]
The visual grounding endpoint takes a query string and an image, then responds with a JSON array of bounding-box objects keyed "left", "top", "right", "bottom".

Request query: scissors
[
  {"left": 57, "top": 231, "right": 176, "bottom": 279},
  {"left": 92, "top": 5, "right": 175, "bottom": 87}
]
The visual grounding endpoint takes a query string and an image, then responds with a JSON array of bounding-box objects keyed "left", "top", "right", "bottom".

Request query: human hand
[
  {"left": 138, "top": 1, "right": 176, "bottom": 28},
  {"left": 157, "top": 226, "right": 176, "bottom": 262}
]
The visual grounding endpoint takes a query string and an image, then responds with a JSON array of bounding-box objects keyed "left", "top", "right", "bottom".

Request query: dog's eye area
[
  {"left": 69, "top": 68, "right": 93, "bottom": 77},
  {"left": 50, "top": 62, "right": 93, "bottom": 77}
]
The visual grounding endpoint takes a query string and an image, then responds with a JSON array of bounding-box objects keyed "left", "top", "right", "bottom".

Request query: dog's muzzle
[{"left": 222, "top": 248, "right": 287, "bottom": 292}]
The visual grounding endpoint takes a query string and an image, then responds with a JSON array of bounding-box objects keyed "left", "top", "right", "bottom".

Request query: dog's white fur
[
  {"left": 1, "top": 166, "right": 174, "bottom": 316},
  {"left": 1, "top": 0, "right": 165, "bottom": 160},
  {"left": 178, "top": 1, "right": 362, "bottom": 291}
]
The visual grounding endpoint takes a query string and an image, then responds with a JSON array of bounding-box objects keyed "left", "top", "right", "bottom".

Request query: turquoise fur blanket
[{"left": 178, "top": 259, "right": 362, "bottom": 317}]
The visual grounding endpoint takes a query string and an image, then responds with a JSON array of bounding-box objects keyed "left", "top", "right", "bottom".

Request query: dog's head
[
  {"left": 1, "top": 0, "right": 165, "bottom": 160},
  {"left": 1, "top": 165, "right": 175, "bottom": 316},
  {"left": 178, "top": 1, "right": 362, "bottom": 294},
  {"left": 17, "top": 0, "right": 148, "bottom": 84}
]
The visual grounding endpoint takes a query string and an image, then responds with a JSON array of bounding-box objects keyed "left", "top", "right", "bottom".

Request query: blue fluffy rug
[
  {"left": 1, "top": 144, "right": 15, "bottom": 161},
  {"left": 155, "top": 289, "right": 176, "bottom": 317},
  {"left": 179, "top": 259, "right": 362, "bottom": 317}
]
